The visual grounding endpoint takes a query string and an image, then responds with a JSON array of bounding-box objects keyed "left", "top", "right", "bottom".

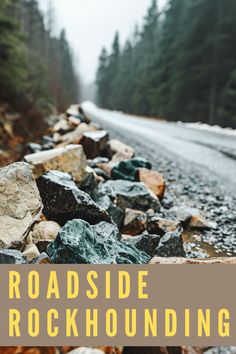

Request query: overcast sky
[{"left": 39, "top": 0, "right": 167, "bottom": 84}]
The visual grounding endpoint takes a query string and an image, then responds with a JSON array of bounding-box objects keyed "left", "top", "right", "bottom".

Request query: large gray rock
[
  {"left": 0, "top": 162, "right": 42, "bottom": 249},
  {"left": 98, "top": 180, "right": 161, "bottom": 212},
  {"left": 47, "top": 219, "right": 150, "bottom": 264},
  {"left": 25, "top": 144, "right": 87, "bottom": 183},
  {"left": 0, "top": 250, "right": 27, "bottom": 264},
  {"left": 37, "top": 170, "right": 111, "bottom": 226}
]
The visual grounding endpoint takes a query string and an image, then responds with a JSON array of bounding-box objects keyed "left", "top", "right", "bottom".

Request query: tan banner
[{"left": 0, "top": 265, "right": 235, "bottom": 346}]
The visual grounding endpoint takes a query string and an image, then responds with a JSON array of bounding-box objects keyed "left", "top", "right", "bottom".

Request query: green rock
[
  {"left": 111, "top": 158, "right": 152, "bottom": 181},
  {"left": 47, "top": 219, "right": 150, "bottom": 264}
]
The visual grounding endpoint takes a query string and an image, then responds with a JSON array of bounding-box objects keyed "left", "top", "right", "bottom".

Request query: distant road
[{"left": 82, "top": 103, "right": 236, "bottom": 193}]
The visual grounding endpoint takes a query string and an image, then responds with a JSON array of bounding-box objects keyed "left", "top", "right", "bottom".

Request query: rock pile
[{"left": 0, "top": 102, "right": 234, "bottom": 265}]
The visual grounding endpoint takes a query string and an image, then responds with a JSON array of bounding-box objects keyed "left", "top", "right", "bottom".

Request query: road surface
[{"left": 82, "top": 102, "right": 236, "bottom": 195}]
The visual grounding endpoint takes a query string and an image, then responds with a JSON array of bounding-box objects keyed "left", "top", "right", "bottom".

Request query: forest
[
  {"left": 0, "top": 0, "right": 79, "bottom": 116},
  {"left": 96, "top": 0, "right": 236, "bottom": 128}
]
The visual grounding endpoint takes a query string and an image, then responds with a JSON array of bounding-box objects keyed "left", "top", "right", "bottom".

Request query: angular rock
[
  {"left": 32, "top": 221, "right": 61, "bottom": 244},
  {"left": 122, "top": 209, "right": 147, "bottom": 236},
  {"left": 147, "top": 215, "right": 180, "bottom": 236},
  {"left": 94, "top": 194, "right": 125, "bottom": 229},
  {"left": 0, "top": 162, "right": 42, "bottom": 249},
  {"left": 123, "top": 232, "right": 161, "bottom": 257},
  {"left": 150, "top": 257, "right": 236, "bottom": 264},
  {"left": 168, "top": 207, "right": 193, "bottom": 227},
  {"left": 47, "top": 219, "right": 150, "bottom": 264},
  {"left": 98, "top": 180, "right": 161, "bottom": 212},
  {"left": 23, "top": 244, "right": 40, "bottom": 261},
  {"left": 81, "top": 130, "right": 109, "bottom": 159},
  {"left": 25, "top": 144, "right": 87, "bottom": 183},
  {"left": 37, "top": 170, "right": 111, "bottom": 226},
  {"left": 106, "top": 139, "right": 135, "bottom": 161},
  {"left": 111, "top": 158, "right": 152, "bottom": 182},
  {"left": 36, "top": 240, "right": 52, "bottom": 253},
  {"left": 30, "top": 253, "right": 52, "bottom": 264},
  {"left": 188, "top": 209, "right": 217, "bottom": 230},
  {"left": 136, "top": 168, "right": 166, "bottom": 199},
  {"left": 155, "top": 229, "right": 185, "bottom": 257},
  {"left": 61, "top": 123, "right": 96, "bottom": 144},
  {"left": 78, "top": 166, "right": 98, "bottom": 195},
  {"left": 52, "top": 118, "right": 71, "bottom": 134},
  {"left": 0, "top": 250, "right": 27, "bottom": 264}
]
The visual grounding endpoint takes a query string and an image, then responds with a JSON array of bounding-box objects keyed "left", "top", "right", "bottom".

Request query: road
[{"left": 82, "top": 102, "right": 236, "bottom": 194}]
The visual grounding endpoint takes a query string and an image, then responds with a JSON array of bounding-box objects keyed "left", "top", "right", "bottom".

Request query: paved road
[{"left": 82, "top": 103, "right": 236, "bottom": 193}]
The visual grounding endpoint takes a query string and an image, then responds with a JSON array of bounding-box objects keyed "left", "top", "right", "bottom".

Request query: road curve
[{"left": 82, "top": 102, "right": 236, "bottom": 195}]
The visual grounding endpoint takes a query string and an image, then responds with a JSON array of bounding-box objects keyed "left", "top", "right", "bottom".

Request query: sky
[{"left": 39, "top": 0, "right": 167, "bottom": 84}]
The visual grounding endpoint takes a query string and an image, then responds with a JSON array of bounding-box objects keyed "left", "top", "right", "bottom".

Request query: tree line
[
  {"left": 96, "top": 0, "right": 236, "bottom": 128},
  {"left": 0, "top": 0, "right": 79, "bottom": 115}
]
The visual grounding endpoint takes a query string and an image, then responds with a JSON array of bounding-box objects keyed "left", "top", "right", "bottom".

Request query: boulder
[
  {"left": 22, "top": 244, "right": 40, "bottom": 261},
  {"left": 136, "top": 168, "right": 166, "bottom": 199},
  {"left": 0, "top": 250, "right": 27, "bottom": 264},
  {"left": 111, "top": 158, "right": 152, "bottom": 182},
  {"left": 32, "top": 221, "right": 60, "bottom": 244},
  {"left": 47, "top": 219, "right": 150, "bottom": 264},
  {"left": 147, "top": 215, "right": 180, "bottom": 235},
  {"left": 98, "top": 180, "right": 161, "bottom": 212},
  {"left": 0, "top": 162, "right": 42, "bottom": 249},
  {"left": 25, "top": 144, "right": 87, "bottom": 183},
  {"left": 123, "top": 232, "right": 161, "bottom": 257},
  {"left": 81, "top": 130, "right": 109, "bottom": 159},
  {"left": 155, "top": 229, "right": 185, "bottom": 257},
  {"left": 37, "top": 170, "right": 111, "bottom": 226},
  {"left": 122, "top": 209, "right": 147, "bottom": 236},
  {"left": 150, "top": 257, "right": 236, "bottom": 264},
  {"left": 106, "top": 139, "right": 135, "bottom": 161}
]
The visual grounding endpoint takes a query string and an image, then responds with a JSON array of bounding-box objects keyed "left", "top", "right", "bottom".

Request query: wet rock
[
  {"left": 47, "top": 219, "right": 150, "bottom": 264},
  {"left": 32, "top": 220, "right": 60, "bottom": 246},
  {"left": 37, "top": 170, "right": 111, "bottom": 226},
  {"left": 150, "top": 257, "right": 236, "bottom": 264},
  {"left": 155, "top": 229, "right": 185, "bottom": 257},
  {"left": 147, "top": 215, "right": 180, "bottom": 236},
  {"left": 123, "top": 232, "right": 161, "bottom": 257},
  {"left": 106, "top": 139, "right": 135, "bottom": 161},
  {"left": 94, "top": 194, "right": 125, "bottom": 229},
  {"left": 81, "top": 130, "right": 109, "bottom": 159},
  {"left": 22, "top": 244, "right": 40, "bottom": 261},
  {"left": 25, "top": 144, "right": 87, "bottom": 183},
  {"left": 30, "top": 252, "right": 52, "bottom": 264},
  {"left": 0, "top": 162, "right": 42, "bottom": 249},
  {"left": 98, "top": 180, "right": 161, "bottom": 212},
  {"left": 136, "top": 168, "right": 166, "bottom": 199},
  {"left": 0, "top": 250, "right": 27, "bottom": 264},
  {"left": 111, "top": 158, "right": 152, "bottom": 182},
  {"left": 122, "top": 209, "right": 147, "bottom": 236}
]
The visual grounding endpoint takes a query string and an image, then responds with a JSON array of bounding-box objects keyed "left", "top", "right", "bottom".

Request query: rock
[
  {"left": 123, "top": 232, "right": 161, "bottom": 257},
  {"left": 98, "top": 180, "right": 161, "bottom": 212},
  {"left": 106, "top": 139, "right": 135, "bottom": 161},
  {"left": 81, "top": 130, "right": 109, "bottom": 159},
  {"left": 0, "top": 250, "right": 27, "bottom": 264},
  {"left": 25, "top": 144, "right": 87, "bottom": 183},
  {"left": 188, "top": 209, "right": 217, "bottom": 230},
  {"left": 94, "top": 194, "right": 125, "bottom": 229},
  {"left": 37, "top": 170, "right": 111, "bottom": 226},
  {"left": 79, "top": 166, "right": 98, "bottom": 194},
  {"left": 67, "top": 349, "right": 104, "bottom": 354},
  {"left": 32, "top": 221, "right": 60, "bottom": 244},
  {"left": 47, "top": 219, "right": 150, "bottom": 264},
  {"left": 168, "top": 207, "right": 193, "bottom": 227},
  {"left": 111, "top": 158, "right": 152, "bottom": 182},
  {"left": 0, "top": 162, "right": 42, "bottom": 249},
  {"left": 136, "top": 168, "right": 166, "bottom": 199},
  {"left": 93, "top": 167, "right": 110, "bottom": 180},
  {"left": 52, "top": 118, "right": 71, "bottom": 134},
  {"left": 61, "top": 123, "right": 96, "bottom": 144},
  {"left": 36, "top": 240, "right": 51, "bottom": 253},
  {"left": 30, "top": 253, "right": 52, "bottom": 264},
  {"left": 89, "top": 157, "right": 110, "bottom": 168},
  {"left": 122, "top": 209, "right": 147, "bottom": 236},
  {"left": 27, "top": 142, "right": 42, "bottom": 153},
  {"left": 147, "top": 215, "right": 180, "bottom": 235},
  {"left": 150, "top": 257, "right": 236, "bottom": 264},
  {"left": 66, "top": 104, "right": 91, "bottom": 124},
  {"left": 22, "top": 244, "right": 40, "bottom": 261},
  {"left": 155, "top": 229, "right": 185, "bottom": 257}
]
